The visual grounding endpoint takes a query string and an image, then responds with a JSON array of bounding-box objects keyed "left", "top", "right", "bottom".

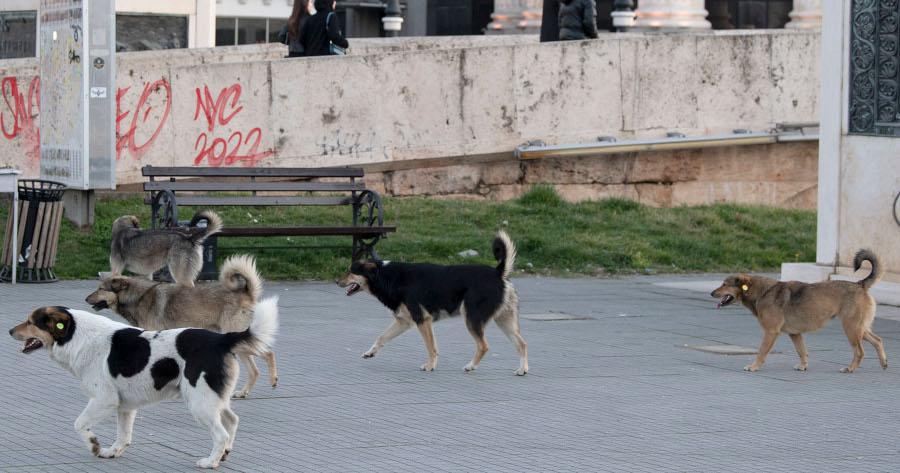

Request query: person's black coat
[
  {"left": 300, "top": 1, "right": 349, "bottom": 57},
  {"left": 558, "top": 0, "right": 598, "bottom": 40},
  {"left": 540, "top": 0, "right": 560, "bottom": 42},
  {"left": 278, "top": 16, "right": 309, "bottom": 57}
]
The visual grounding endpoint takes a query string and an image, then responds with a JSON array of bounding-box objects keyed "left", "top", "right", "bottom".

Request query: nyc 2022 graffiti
[
  {"left": 2, "top": 76, "right": 273, "bottom": 168},
  {"left": 193, "top": 84, "right": 273, "bottom": 167}
]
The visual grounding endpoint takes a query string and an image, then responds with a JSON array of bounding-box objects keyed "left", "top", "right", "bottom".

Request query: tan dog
[
  {"left": 711, "top": 249, "right": 887, "bottom": 373},
  {"left": 86, "top": 254, "right": 277, "bottom": 398}
]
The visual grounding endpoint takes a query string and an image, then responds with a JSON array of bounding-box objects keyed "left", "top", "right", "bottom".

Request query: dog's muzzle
[
  {"left": 21, "top": 338, "right": 43, "bottom": 354},
  {"left": 716, "top": 294, "right": 734, "bottom": 308},
  {"left": 345, "top": 283, "right": 361, "bottom": 296}
]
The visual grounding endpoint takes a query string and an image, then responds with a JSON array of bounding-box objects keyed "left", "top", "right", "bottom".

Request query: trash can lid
[{"left": 17, "top": 179, "right": 68, "bottom": 202}]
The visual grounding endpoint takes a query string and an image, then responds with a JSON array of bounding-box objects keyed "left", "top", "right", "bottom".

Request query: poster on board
[{"left": 39, "top": 0, "right": 115, "bottom": 190}]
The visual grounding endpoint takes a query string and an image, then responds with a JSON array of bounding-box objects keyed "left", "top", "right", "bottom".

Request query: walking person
[
  {"left": 278, "top": 0, "right": 311, "bottom": 57},
  {"left": 300, "top": 0, "right": 350, "bottom": 57},
  {"left": 558, "top": 0, "right": 598, "bottom": 40}
]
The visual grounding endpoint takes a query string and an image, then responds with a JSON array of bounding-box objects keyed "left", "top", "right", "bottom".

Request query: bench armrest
[
  {"left": 151, "top": 189, "right": 179, "bottom": 229},
  {"left": 353, "top": 190, "right": 386, "bottom": 233}
]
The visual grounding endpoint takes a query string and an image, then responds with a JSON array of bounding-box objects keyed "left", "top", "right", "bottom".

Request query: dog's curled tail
[
  {"left": 188, "top": 210, "right": 223, "bottom": 244},
  {"left": 854, "top": 249, "right": 884, "bottom": 291},
  {"left": 228, "top": 296, "right": 279, "bottom": 357},
  {"left": 493, "top": 230, "right": 517, "bottom": 280},
  {"left": 220, "top": 254, "right": 262, "bottom": 302}
]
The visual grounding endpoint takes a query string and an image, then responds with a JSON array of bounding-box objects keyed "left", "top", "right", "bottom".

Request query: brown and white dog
[
  {"left": 85, "top": 254, "right": 277, "bottom": 398},
  {"left": 337, "top": 231, "right": 528, "bottom": 375},
  {"left": 711, "top": 249, "right": 887, "bottom": 373}
]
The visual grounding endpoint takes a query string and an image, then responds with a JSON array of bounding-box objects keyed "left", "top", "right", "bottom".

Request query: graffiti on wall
[
  {"left": 116, "top": 79, "right": 171, "bottom": 161},
  {"left": 2, "top": 76, "right": 274, "bottom": 169},
  {"left": 193, "top": 84, "right": 274, "bottom": 167},
  {"left": 1, "top": 76, "right": 41, "bottom": 167}
]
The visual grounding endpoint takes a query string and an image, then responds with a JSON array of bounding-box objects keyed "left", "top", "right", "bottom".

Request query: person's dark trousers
[
  {"left": 540, "top": 0, "right": 560, "bottom": 41},
  {"left": 288, "top": 51, "right": 304, "bottom": 58}
]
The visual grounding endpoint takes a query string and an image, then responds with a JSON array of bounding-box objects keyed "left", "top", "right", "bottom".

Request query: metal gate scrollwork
[{"left": 850, "top": 0, "right": 900, "bottom": 136}]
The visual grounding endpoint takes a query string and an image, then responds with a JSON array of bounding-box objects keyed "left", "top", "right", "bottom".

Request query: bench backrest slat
[
  {"left": 144, "top": 181, "right": 365, "bottom": 192},
  {"left": 152, "top": 196, "right": 354, "bottom": 206},
  {"left": 141, "top": 166, "right": 364, "bottom": 178}
]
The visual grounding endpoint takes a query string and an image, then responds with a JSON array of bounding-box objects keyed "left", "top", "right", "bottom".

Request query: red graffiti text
[
  {"left": 193, "top": 84, "right": 272, "bottom": 167},
  {"left": 116, "top": 79, "right": 171, "bottom": 160},
  {"left": 1, "top": 76, "right": 41, "bottom": 168}
]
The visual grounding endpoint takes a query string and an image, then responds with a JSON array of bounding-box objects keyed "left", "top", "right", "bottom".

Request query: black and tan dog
[
  {"left": 337, "top": 231, "right": 528, "bottom": 375},
  {"left": 711, "top": 249, "right": 887, "bottom": 373}
]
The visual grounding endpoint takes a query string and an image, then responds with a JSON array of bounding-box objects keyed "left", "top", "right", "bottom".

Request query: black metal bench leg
[{"left": 351, "top": 237, "right": 378, "bottom": 261}]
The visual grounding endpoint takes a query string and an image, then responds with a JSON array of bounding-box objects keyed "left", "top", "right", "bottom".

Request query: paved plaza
[{"left": 0, "top": 274, "right": 898, "bottom": 472}]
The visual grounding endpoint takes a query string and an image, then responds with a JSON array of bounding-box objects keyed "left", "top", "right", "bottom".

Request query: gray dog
[
  {"left": 85, "top": 254, "right": 278, "bottom": 398},
  {"left": 109, "top": 210, "right": 222, "bottom": 287}
]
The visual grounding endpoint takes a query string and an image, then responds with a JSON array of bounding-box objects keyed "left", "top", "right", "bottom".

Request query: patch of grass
[{"left": 0, "top": 186, "right": 816, "bottom": 280}]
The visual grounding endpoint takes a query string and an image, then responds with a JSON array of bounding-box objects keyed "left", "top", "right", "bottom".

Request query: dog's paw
[
  {"left": 420, "top": 363, "right": 435, "bottom": 371},
  {"left": 270, "top": 376, "right": 278, "bottom": 388},
  {"left": 882, "top": 361, "right": 888, "bottom": 370},
  {"left": 515, "top": 367, "right": 528, "bottom": 376},
  {"left": 362, "top": 351, "right": 376, "bottom": 359},
  {"left": 793, "top": 363, "right": 807, "bottom": 371},
  {"left": 743, "top": 364, "right": 760, "bottom": 372},
  {"left": 232, "top": 390, "right": 249, "bottom": 399},
  {"left": 463, "top": 362, "right": 477, "bottom": 372},
  {"left": 839, "top": 366, "right": 854, "bottom": 373},
  {"left": 98, "top": 446, "right": 123, "bottom": 458},
  {"left": 197, "top": 457, "right": 219, "bottom": 469}
]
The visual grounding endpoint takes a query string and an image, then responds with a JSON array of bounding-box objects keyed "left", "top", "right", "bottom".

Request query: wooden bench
[{"left": 141, "top": 166, "right": 395, "bottom": 263}]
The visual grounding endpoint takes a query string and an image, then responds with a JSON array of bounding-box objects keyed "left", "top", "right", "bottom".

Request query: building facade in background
[{"left": 1, "top": 0, "right": 821, "bottom": 59}]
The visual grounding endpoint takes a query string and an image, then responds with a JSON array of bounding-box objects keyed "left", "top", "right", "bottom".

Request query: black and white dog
[
  {"left": 8, "top": 298, "right": 279, "bottom": 469},
  {"left": 337, "top": 231, "right": 528, "bottom": 375}
]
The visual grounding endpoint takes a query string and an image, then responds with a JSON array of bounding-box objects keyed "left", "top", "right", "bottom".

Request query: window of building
[
  {"left": 216, "top": 18, "right": 287, "bottom": 46},
  {"left": 705, "top": 0, "right": 793, "bottom": 29},
  {"left": 116, "top": 14, "right": 188, "bottom": 52},
  {"left": 0, "top": 10, "right": 37, "bottom": 59},
  {"left": 216, "top": 18, "right": 237, "bottom": 46},
  {"left": 238, "top": 18, "right": 268, "bottom": 44},
  {"left": 269, "top": 19, "right": 287, "bottom": 44}
]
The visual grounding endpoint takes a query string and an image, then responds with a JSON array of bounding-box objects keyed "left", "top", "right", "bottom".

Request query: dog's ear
[
  {"left": 109, "top": 277, "right": 130, "bottom": 292},
  {"left": 128, "top": 216, "right": 140, "bottom": 228},
  {"left": 45, "top": 307, "right": 72, "bottom": 340},
  {"left": 736, "top": 275, "right": 751, "bottom": 291},
  {"left": 359, "top": 261, "right": 379, "bottom": 280}
]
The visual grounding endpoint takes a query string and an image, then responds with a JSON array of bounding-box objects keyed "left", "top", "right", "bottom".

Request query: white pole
[{"left": 11, "top": 185, "right": 17, "bottom": 285}]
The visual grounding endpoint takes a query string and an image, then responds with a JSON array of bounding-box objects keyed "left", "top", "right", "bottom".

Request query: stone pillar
[
  {"left": 785, "top": 0, "right": 822, "bottom": 30},
  {"left": 62, "top": 189, "right": 95, "bottom": 229},
  {"left": 194, "top": 0, "right": 216, "bottom": 48},
  {"left": 611, "top": 0, "right": 636, "bottom": 30},
  {"left": 487, "top": 0, "right": 542, "bottom": 35},
  {"left": 633, "top": 0, "right": 711, "bottom": 30}
]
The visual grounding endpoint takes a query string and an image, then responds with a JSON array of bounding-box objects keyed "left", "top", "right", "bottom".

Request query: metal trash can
[{"left": 0, "top": 180, "right": 67, "bottom": 283}]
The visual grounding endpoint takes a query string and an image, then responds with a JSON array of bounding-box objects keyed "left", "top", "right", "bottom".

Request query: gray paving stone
[{"left": 0, "top": 275, "right": 898, "bottom": 471}]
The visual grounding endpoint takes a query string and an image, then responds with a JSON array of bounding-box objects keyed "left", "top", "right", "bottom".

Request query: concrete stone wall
[
  {"left": 362, "top": 141, "right": 818, "bottom": 209},
  {"left": 0, "top": 30, "right": 819, "bottom": 208}
]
